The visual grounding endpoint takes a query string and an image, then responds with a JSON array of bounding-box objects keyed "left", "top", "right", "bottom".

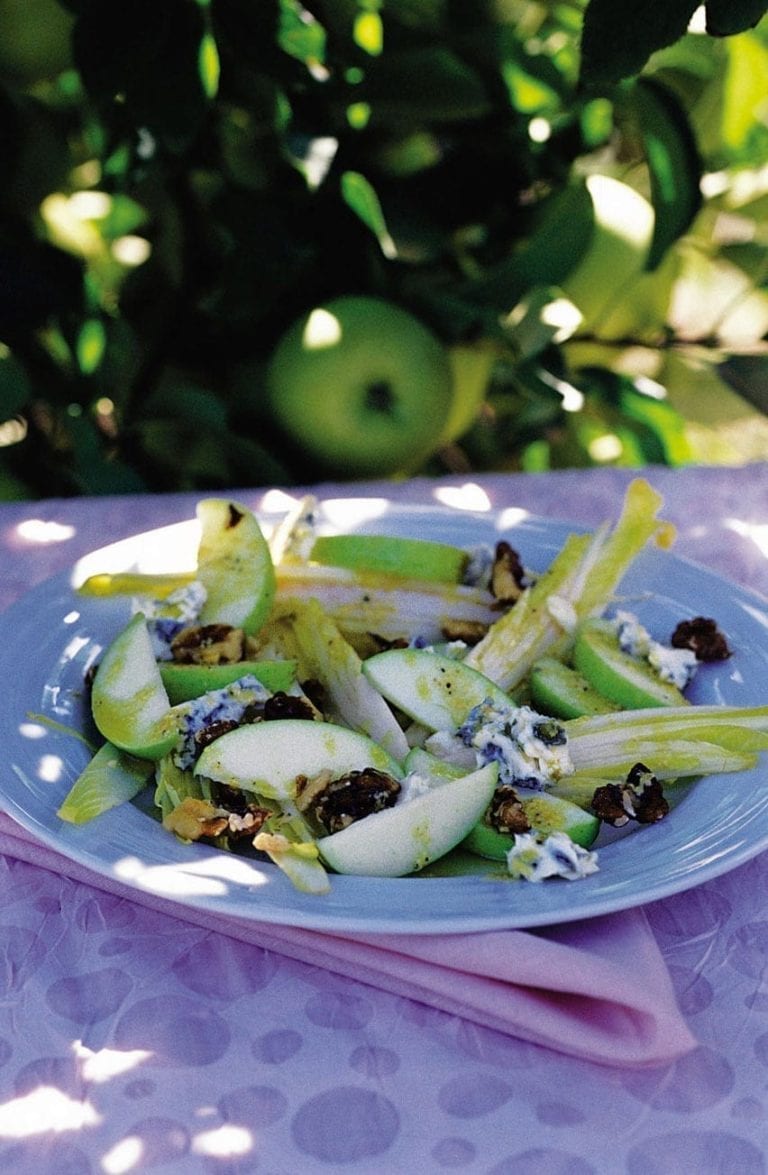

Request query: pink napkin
[{"left": 0, "top": 812, "right": 695, "bottom": 1068}]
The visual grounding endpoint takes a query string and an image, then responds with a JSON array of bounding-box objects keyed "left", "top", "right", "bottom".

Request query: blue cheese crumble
[
  {"left": 506, "top": 830, "right": 599, "bottom": 882},
  {"left": 456, "top": 700, "right": 573, "bottom": 789},
  {"left": 173, "top": 674, "right": 271, "bottom": 770},
  {"left": 135, "top": 581, "right": 207, "bottom": 661},
  {"left": 614, "top": 610, "right": 698, "bottom": 690}
]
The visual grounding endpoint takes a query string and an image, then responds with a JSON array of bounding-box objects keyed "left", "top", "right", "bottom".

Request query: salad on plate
[{"left": 59, "top": 479, "right": 768, "bottom": 897}]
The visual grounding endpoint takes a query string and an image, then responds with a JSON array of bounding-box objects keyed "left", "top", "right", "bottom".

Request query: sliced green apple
[
  {"left": 91, "top": 613, "right": 178, "bottom": 759},
  {"left": 194, "top": 718, "right": 403, "bottom": 803},
  {"left": 462, "top": 790, "right": 599, "bottom": 861},
  {"left": 529, "top": 657, "right": 621, "bottom": 719},
  {"left": 57, "top": 742, "right": 154, "bottom": 823},
  {"left": 309, "top": 533, "right": 469, "bottom": 584},
  {"left": 196, "top": 498, "right": 276, "bottom": 636},
  {"left": 403, "top": 745, "right": 464, "bottom": 781},
  {"left": 317, "top": 762, "right": 499, "bottom": 876},
  {"left": 158, "top": 659, "right": 297, "bottom": 705},
  {"left": 573, "top": 618, "right": 688, "bottom": 709},
  {"left": 363, "top": 648, "right": 511, "bottom": 732}
]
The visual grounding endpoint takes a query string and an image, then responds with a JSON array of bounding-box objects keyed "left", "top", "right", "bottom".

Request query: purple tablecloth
[{"left": 1, "top": 464, "right": 768, "bottom": 1173}]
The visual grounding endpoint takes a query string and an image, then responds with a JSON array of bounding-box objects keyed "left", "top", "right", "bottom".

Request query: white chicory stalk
[{"left": 463, "top": 478, "right": 673, "bottom": 690}]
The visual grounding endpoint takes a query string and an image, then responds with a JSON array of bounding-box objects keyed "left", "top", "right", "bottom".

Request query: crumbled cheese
[
  {"left": 138, "top": 581, "right": 208, "bottom": 661},
  {"left": 396, "top": 772, "right": 436, "bottom": 804},
  {"left": 614, "top": 610, "right": 698, "bottom": 690},
  {"left": 506, "top": 830, "right": 599, "bottom": 882},
  {"left": 456, "top": 700, "right": 573, "bottom": 790},
  {"left": 461, "top": 544, "right": 495, "bottom": 589},
  {"left": 174, "top": 674, "right": 271, "bottom": 770}
]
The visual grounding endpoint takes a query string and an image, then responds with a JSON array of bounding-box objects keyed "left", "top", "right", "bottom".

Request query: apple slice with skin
[
  {"left": 317, "top": 762, "right": 499, "bottom": 876},
  {"left": 91, "top": 613, "right": 178, "bottom": 759},
  {"left": 196, "top": 498, "right": 276, "bottom": 636},
  {"left": 309, "top": 533, "right": 469, "bottom": 585},
  {"left": 573, "top": 619, "right": 688, "bottom": 709},
  {"left": 194, "top": 718, "right": 403, "bottom": 803},
  {"left": 158, "top": 659, "right": 297, "bottom": 705},
  {"left": 530, "top": 657, "right": 621, "bottom": 719},
  {"left": 462, "top": 791, "right": 599, "bottom": 861},
  {"left": 363, "top": 648, "right": 511, "bottom": 732}
]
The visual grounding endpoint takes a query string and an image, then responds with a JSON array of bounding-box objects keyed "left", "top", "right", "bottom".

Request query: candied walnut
[
  {"left": 296, "top": 767, "right": 401, "bottom": 834},
  {"left": 300, "top": 678, "right": 327, "bottom": 714},
  {"left": 194, "top": 718, "right": 241, "bottom": 754},
  {"left": 487, "top": 785, "right": 531, "bottom": 835},
  {"left": 163, "top": 797, "right": 229, "bottom": 841},
  {"left": 440, "top": 619, "right": 489, "bottom": 646},
  {"left": 171, "top": 623, "right": 245, "bottom": 665},
  {"left": 262, "top": 691, "right": 317, "bottom": 721},
  {"left": 490, "top": 541, "right": 527, "bottom": 605},
  {"left": 368, "top": 634, "right": 410, "bottom": 652},
  {"left": 225, "top": 805, "right": 271, "bottom": 840},
  {"left": 671, "top": 617, "right": 731, "bottom": 662},
  {"left": 591, "top": 763, "right": 668, "bottom": 827}
]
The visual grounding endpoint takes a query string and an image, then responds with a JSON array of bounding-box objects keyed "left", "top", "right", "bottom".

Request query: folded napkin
[{"left": 0, "top": 812, "right": 695, "bottom": 1068}]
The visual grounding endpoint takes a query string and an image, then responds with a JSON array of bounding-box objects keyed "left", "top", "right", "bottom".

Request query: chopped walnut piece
[
  {"left": 490, "top": 541, "right": 527, "bottom": 605},
  {"left": 262, "top": 691, "right": 318, "bottom": 721},
  {"left": 194, "top": 718, "right": 241, "bottom": 754},
  {"left": 591, "top": 762, "right": 669, "bottom": 827},
  {"left": 171, "top": 623, "right": 245, "bottom": 665},
  {"left": 671, "top": 617, "right": 731, "bottom": 662},
  {"left": 163, "top": 797, "right": 229, "bottom": 841},
  {"left": 440, "top": 619, "right": 489, "bottom": 646},
  {"left": 296, "top": 767, "right": 401, "bottom": 834},
  {"left": 487, "top": 784, "right": 531, "bottom": 835}
]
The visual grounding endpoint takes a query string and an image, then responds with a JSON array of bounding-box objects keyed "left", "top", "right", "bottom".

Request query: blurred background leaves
[{"left": 0, "top": 0, "right": 767, "bottom": 498}]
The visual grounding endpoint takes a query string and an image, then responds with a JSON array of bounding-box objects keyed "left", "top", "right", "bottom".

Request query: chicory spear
[{"left": 463, "top": 478, "right": 674, "bottom": 691}]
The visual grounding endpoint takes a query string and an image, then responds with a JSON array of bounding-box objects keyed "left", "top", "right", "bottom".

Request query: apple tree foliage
[{"left": 0, "top": 0, "right": 767, "bottom": 497}]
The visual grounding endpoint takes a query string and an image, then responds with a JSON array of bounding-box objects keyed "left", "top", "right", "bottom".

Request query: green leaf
[
  {"left": 0, "top": 351, "right": 31, "bottom": 417},
  {"left": 340, "top": 171, "right": 396, "bottom": 258},
  {"left": 705, "top": 0, "right": 768, "bottom": 35},
  {"left": 579, "top": 0, "right": 700, "bottom": 89},
  {"left": 718, "top": 355, "right": 768, "bottom": 414},
  {"left": 629, "top": 78, "right": 702, "bottom": 269},
  {"left": 278, "top": 0, "right": 326, "bottom": 65},
  {"left": 460, "top": 181, "right": 595, "bottom": 310},
  {"left": 360, "top": 46, "right": 491, "bottom": 125}
]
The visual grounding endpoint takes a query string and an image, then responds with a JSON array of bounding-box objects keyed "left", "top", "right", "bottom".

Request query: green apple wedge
[
  {"left": 529, "top": 657, "right": 621, "bottom": 719},
  {"left": 462, "top": 791, "right": 599, "bottom": 861},
  {"left": 573, "top": 619, "right": 688, "bottom": 709},
  {"left": 309, "top": 533, "right": 469, "bottom": 585},
  {"left": 158, "top": 659, "right": 297, "bottom": 705},
  {"left": 196, "top": 498, "right": 276, "bottom": 636},
  {"left": 91, "top": 613, "right": 178, "bottom": 759},
  {"left": 363, "top": 648, "right": 511, "bottom": 732},
  {"left": 317, "top": 762, "right": 499, "bottom": 876},
  {"left": 194, "top": 718, "right": 403, "bottom": 804},
  {"left": 265, "top": 295, "right": 454, "bottom": 477}
]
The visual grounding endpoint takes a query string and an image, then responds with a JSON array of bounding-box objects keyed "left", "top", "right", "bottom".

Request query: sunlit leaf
[
  {"left": 721, "top": 31, "right": 768, "bottom": 152},
  {"left": 629, "top": 78, "right": 702, "bottom": 269},
  {"left": 354, "top": 11, "right": 383, "bottom": 56},
  {"left": 278, "top": 0, "right": 326, "bottom": 66},
  {"left": 340, "top": 170, "right": 396, "bottom": 258},
  {"left": 199, "top": 30, "right": 220, "bottom": 98},
  {"left": 76, "top": 318, "right": 106, "bottom": 374}
]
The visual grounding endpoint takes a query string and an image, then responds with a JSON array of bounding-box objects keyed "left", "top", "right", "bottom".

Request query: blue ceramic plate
[{"left": 0, "top": 498, "right": 766, "bottom": 933}]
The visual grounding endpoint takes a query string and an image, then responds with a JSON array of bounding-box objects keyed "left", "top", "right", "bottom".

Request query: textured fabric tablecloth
[{"left": 1, "top": 464, "right": 767, "bottom": 1173}]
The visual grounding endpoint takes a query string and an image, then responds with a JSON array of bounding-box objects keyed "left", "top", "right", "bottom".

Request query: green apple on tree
[
  {"left": 91, "top": 613, "right": 178, "bottom": 759},
  {"left": 265, "top": 296, "right": 454, "bottom": 477},
  {"left": 309, "top": 533, "right": 469, "bottom": 584}
]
